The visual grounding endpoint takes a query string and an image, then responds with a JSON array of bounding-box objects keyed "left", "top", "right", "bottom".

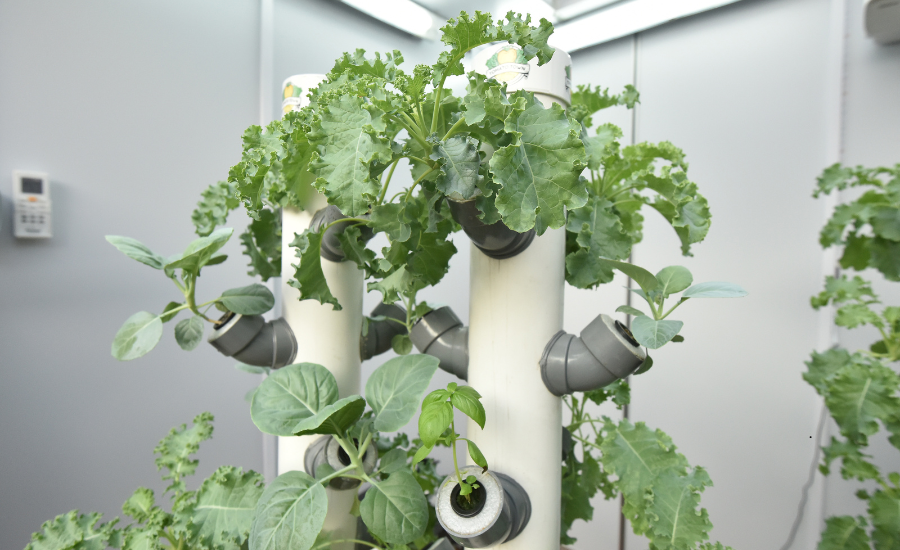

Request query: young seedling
[{"left": 414, "top": 382, "right": 488, "bottom": 508}]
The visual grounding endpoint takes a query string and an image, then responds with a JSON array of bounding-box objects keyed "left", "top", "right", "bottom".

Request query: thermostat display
[{"left": 13, "top": 170, "right": 51, "bottom": 239}]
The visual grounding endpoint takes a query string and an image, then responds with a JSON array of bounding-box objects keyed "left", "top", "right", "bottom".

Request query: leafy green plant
[
  {"left": 596, "top": 259, "right": 747, "bottom": 351},
  {"left": 413, "top": 382, "right": 488, "bottom": 507},
  {"left": 106, "top": 230, "right": 275, "bottom": 360},
  {"left": 805, "top": 163, "right": 900, "bottom": 550},
  {"left": 247, "top": 355, "right": 444, "bottom": 549},
  {"left": 25, "top": 413, "right": 264, "bottom": 550}
]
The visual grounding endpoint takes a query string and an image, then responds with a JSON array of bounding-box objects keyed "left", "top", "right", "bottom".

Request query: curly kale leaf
[
  {"left": 433, "top": 11, "right": 554, "bottom": 85},
  {"left": 309, "top": 94, "right": 393, "bottom": 217},
  {"left": 599, "top": 418, "right": 729, "bottom": 549},
  {"left": 491, "top": 92, "right": 587, "bottom": 234},
  {"left": 565, "top": 196, "right": 634, "bottom": 288},
  {"left": 569, "top": 84, "right": 639, "bottom": 127},
  {"left": 154, "top": 412, "right": 214, "bottom": 495},
  {"left": 288, "top": 228, "right": 341, "bottom": 311},
  {"left": 240, "top": 208, "right": 281, "bottom": 281},
  {"left": 430, "top": 135, "right": 483, "bottom": 201},
  {"left": 815, "top": 163, "right": 900, "bottom": 280},
  {"left": 25, "top": 511, "right": 120, "bottom": 550},
  {"left": 192, "top": 180, "right": 239, "bottom": 237}
]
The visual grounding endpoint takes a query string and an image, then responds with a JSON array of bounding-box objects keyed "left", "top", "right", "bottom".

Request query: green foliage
[
  {"left": 360, "top": 471, "right": 429, "bottom": 545},
  {"left": 239, "top": 209, "right": 281, "bottom": 282},
  {"left": 249, "top": 472, "right": 327, "bottom": 550},
  {"left": 366, "top": 354, "right": 440, "bottom": 432},
  {"left": 809, "top": 161, "right": 900, "bottom": 550},
  {"left": 192, "top": 180, "right": 240, "bottom": 237},
  {"left": 25, "top": 414, "right": 264, "bottom": 550}
]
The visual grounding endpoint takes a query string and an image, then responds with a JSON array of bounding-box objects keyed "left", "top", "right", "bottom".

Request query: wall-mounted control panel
[{"left": 13, "top": 171, "right": 51, "bottom": 238}]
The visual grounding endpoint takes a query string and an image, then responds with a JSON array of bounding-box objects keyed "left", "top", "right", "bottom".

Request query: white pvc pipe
[
  {"left": 466, "top": 227, "right": 565, "bottom": 550},
  {"left": 280, "top": 204, "right": 364, "bottom": 550}
]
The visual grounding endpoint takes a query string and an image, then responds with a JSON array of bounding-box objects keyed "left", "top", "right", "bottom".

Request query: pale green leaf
[
  {"left": 646, "top": 468, "right": 713, "bottom": 550},
  {"left": 419, "top": 402, "right": 453, "bottom": 446},
  {"left": 682, "top": 282, "right": 748, "bottom": 299},
  {"left": 366, "top": 354, "right": 440, "bottom": 432},
  {"left": 466, "top": 439, "right": 488, "bottom": 470},
  {"left": 250, "top": 363, "right": 338, "bottom": 436},
  {"left": 249, "top": 471, "right": 327, "bottom": 550},
  {"left": 819, "top": 516, "right": 871, "bottom": 550},
  {"left": 105, "top": 236, "right": 167, "bottom": 270},
  {"left": 596, "top": 259, "right": 659, "bottom": 292},
  {"left": 451, "top": 387, "right": 486, "bottom": 430},
  {"left": 221, "top": 284, "right": 275, "bottom": 315},
  {"left": 825, "top": 360, "right": 900, "bottom": 445},
  {"left": 112, "top": 312, "right": 163, "bottom": 361},
  {"left": 25, "top": 511, "right": 118, "bottom": 550},
  {"left": 122, "top": 488, "right": 155, "bottom": 523},
  {"left": 377, "top": 448, "right": 409, "bottom": 475},
  {"left": 631, "top": 316, "right": 683, "bottom": 349},
  {"left": 360, "top": 471, "right": 428, "bottom": 545},
  {"left": 870, "top": 490, "right": 900, "bottom": 550},
  {"left": 174, "top": 316, "right": 204, "bottom": 351},
  {"left": 154, "top": 412, "right": 214, "bottom": 495},
  {"left": 165, "top": 228, "right": 233, "bottom": 273},
  {"left": 616, "top": 305, "right": 646, "bottom": 317}
]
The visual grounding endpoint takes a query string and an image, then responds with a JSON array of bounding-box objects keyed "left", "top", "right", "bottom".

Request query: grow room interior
[{"left": 1, "top": 0, "right": 898, "bottom": 549}]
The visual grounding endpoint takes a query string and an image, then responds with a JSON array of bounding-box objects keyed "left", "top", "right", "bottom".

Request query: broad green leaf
[
  {"left": 360, "top": 471, "right": 429, "bottom": 545},
  {"left": 105, "top": 236, "right": 167, "bottom": 270},
  {"left": 811, "top": 275, "right": 877, "bottom": 309},
  {"left": 646, "top": 468, "right": 713, "bottom": 550},
  {"left": 293, "top": 395, "right": 366, "bottom": 436},
  {"left": 869, "top": 490, "right": 900, "bottom": 550},
  {"left": 378, "top": 448, "right": 409, "bottom": 475},
  {"left": 221, "top": 284, "right": 275, "bottom": 315},
  {"left": 174, "top": 315, "right": 204, "bottom": 351},
  {"left": 566, "top": 249, "right": 615, "bottom": 290},
  {"left": 682, "top": 282, "right": 748, "bottom": 298},
  {"left": 596, "top": 259, "right": 659, "bottom": 292},
  {"left": 308, "top": 94, "right": 392, "bottom": 217},
  {"left": 112, "top": 312, "right": 163, "bottom": 361},
  {"left": 249, "top": 471, "right": 327, "bottom": 550},
  {"left": 642, "top": 168, "right": 711, "bottom": 255},
  {"left": 25, "top": 510, "right": 118, "bottom": 550},
  {"left": 368, "top": 266, "right": 417, "bottom": 305},
  {"left": 826, "top": 360, "right": 900, "bottom": 445},
  {"left": 655, "top": 266, "right": 693, "bottom": 297},
  {"left": 492, "top": 94, "right": 587, "bottom": 234},
  {"left": 466, "top": 439, "right": 488, "bottom": 470},
  {"left": 583, "top": 123, "right": 623, "bottom": 170},
  {"left": 631, "top": 316, "right": 683, "bottom": 349},
  {"left": 165, "top": 228, "right": 233, "bottom": 274},
  {"left": 616, "top": 305, "right": 646, "bottom": 317},
  {"left": 122, "top": 488, "right": 155, "bottom": 523},
  {"left": 337, "top": 226, "right": 376, "bottom": 273},
  {"left": 154, "top": 412, "right": 214, "bottom": 495},
  {"left": 821, "top": 437, "right": 880, "bottom": 481},
  {"left": 250, "top": 363, "right": 337, "bottom": 435},
  {"left": 836, "top": 303, "right": 883, "bottom": 329},
  {"left": 450, "top": 387, "right": 486, "bottom": 430},
  {"left": 288, "top": 229, "right": 341, "bottom": 310},
  {"left": 407, "top": 232, "right": 457, "bottom": 287},
  {"left": 819, "top": 516, "right": 870, "bottom": 550},
  {"left": 122, "top": 527, "right": 160, "bottom": 550},
  {"left": 181, "top": 466, "right": 264, "bottom": 550},
  {"left": 419, "top": 402, "right": 453, "bottom": 446},
  {"left": 366, "top": 355, "right": 440, "bottom": 432},
  {"left": 870, "top": 237, "right": 900, "bottom": 281},
  {"left": 566, "top": 197, "right": 633, "bottom": 288},
  {"left": 431, "top": 136, "right": 482, "bottom": 200},
  {"left": 160, "top": 302, "right": 182, "bottom": 323}
]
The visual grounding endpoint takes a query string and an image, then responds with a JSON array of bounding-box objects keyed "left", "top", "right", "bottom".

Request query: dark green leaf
[
  {"left": 869, "top": 490, "right": 900, "bottom": 550},
  {"left": 466, "top": 439, "right": 488, "bottom": 470},
  {"left": 288, "top": 229, "right": 341, "bottom": 310},
  {"left": 826, "top": 359, "right": 900, "bottom": 445},
  {"left": 450, "top": 387, "right": 486, "bottom": 430},
  {"left": 240, "top": 208, "right": 281, "bottom": 282},
  {"left": 378, "top": 448, "right": 409, "bottom": 475},
  {"left": 596, "top": 259, "right": 659, "bottom": 292},
  {"left": 431, "top": 136, "right": 482, "bottom": 200},
  {"left": 818, "top": 516, "right": 870, "bottom": 550}
]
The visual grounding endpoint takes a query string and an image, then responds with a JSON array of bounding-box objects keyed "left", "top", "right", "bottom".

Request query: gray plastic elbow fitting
[
  {"left": 360, "top": 303, "right": 408, "bottom": 361},
  {"left": 304, "top": 435, "right": 377, "bottom": 490},
  {"left": 540, "top": 314, "right": 647, "bottom": 396},
  {"left": 436, "top": 467, "right": 530, "bottom": 548},
  {"left": 310, "top": 205, "right": 373, "bottom": 262},
  {"left": 447, "top": 199, "right": 534, "bottom": 259},
  {"left": 208, "top": 312, "right": 297, "bottom": 369},
  {"left": 409, "top": 306, "right": 469, "bottom": 381}
]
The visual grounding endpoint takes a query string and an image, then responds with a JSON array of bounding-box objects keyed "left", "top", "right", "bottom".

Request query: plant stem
[
  {"left": 312, "top": 539, "right": 384, "bottom": 550},
  {"left": 442, "top": 117, "right": 467, "bottom": 141},
  {"left": 316, "top": 464, "right": 359, "bottom": 486},
  {"left": 659, "top": 298, "right": 688, "bottom": 320},
  {"left": 450, "top": 418, "right": 464, "bottom": 486},
  {"left": 332, "top": 434, "right": 365, "bottom": 472},
  {"left": 405, "top": 167, "right": 437, "bottom": 201},
  {"left": 377, "top": 159, "right": 401, "bottom": 205},
  {"left": 321, "top": 217, "right": 371, "bottom": 234}
]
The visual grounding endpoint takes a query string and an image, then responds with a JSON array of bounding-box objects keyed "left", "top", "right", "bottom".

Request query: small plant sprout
[
  {"left": 597, "top": 259, "right": 747, "bottom": 353},
  {"left": 414, "top": 382, "right": 488, "bottom": 507}
]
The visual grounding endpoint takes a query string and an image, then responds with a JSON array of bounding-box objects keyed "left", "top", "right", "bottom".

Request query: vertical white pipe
[
  {"left": 466, "top": 46, "right": 572, "bottom": 549},
  {"left": 280, "top": 204, "right": 364, "bottom": 550},
  {"left": 467, "top": 228, "right": 565, "bottom": 550}
]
